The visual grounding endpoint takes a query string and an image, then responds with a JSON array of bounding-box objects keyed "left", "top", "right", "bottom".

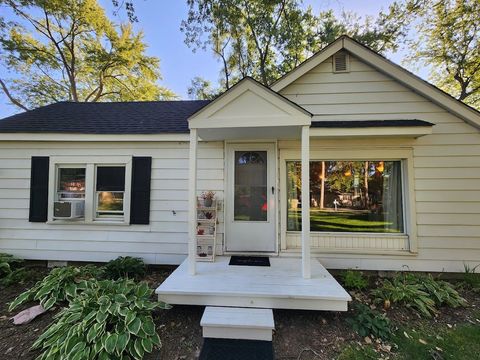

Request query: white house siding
[
  {"left": 279, "top": 54, "right": 480, "bottom": 272},
  {"left": 0, "top": 141, "right": 224, "bottom": 265}
]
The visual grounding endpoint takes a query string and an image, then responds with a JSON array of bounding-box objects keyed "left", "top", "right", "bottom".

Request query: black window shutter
[
  {"left": 29, "top": 156, "right": 49, "bottom": 222},
  {"left": 130, "top": 157, "right": 152, "bottom": 224}
]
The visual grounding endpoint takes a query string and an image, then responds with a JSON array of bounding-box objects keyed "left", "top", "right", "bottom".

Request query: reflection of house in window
[{"left": 287, "top": 160, "right": 403, "bottom": 233}]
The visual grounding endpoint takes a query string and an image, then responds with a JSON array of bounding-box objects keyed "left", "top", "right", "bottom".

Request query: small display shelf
[{"left": 196, "top": 197, "right": 218, "bottom": 262}]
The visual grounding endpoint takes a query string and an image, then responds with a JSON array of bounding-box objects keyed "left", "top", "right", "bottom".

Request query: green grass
[
  {"left": 288, "top": 209, "right": 401, "bottom": 233},
  {"left": 336, "top": 324, "right": 480, "bottom": 360}
]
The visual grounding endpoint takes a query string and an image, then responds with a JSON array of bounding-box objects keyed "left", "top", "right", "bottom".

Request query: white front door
[{"left": 225, "top": 143, "right": 276, "bottom": 253}]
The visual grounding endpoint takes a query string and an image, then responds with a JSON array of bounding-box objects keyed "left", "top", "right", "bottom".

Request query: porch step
[{"left": 201, "top": 306, "right": 275, "bottom": 341}]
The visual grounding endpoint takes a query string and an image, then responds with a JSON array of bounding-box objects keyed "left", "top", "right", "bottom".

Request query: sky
[{"left": 0, "top": 0, "right": 417, "bottom": 118}]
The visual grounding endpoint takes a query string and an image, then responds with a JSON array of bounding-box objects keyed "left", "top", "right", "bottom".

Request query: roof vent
[{"left": 333, "top": 52, "right": 349, "bottom": 73}]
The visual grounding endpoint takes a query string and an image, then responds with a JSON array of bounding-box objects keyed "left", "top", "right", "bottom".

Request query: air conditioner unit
[{"left": 53, "top": 200, "right": 85, "bottom": 219}]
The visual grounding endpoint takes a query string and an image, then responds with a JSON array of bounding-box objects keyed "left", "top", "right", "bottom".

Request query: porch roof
[{"left": 188, "top": 77, "right": 312, "bottom": 141}]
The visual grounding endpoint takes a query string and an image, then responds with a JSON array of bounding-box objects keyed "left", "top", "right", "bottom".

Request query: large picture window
[{"left": 287, "top": 160, "right": 404, "bottom": 233}]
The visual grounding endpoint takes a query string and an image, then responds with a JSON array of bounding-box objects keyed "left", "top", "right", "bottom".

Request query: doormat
[
  {"left": 199, "top": 338, "right": 274, "bottom": 360},
  {"left": 229, "top": 256, "right": 270, "bottom": 267}
]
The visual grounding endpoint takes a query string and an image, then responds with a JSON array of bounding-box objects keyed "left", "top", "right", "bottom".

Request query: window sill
[{"left": 47, "top": 220, "right": 129, "bottom": 226}]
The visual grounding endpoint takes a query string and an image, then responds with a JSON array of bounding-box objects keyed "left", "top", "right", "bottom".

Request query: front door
[{"left": 225, "top": 143, "right": 276, "bottom": 252}]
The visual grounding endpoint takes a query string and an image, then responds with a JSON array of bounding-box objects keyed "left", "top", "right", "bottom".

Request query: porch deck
[{"left": 155, "top": 257, "right": 351, "bottom": 311}]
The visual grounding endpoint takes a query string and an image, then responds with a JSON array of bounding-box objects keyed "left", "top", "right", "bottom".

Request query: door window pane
[
  {"left": 287, "top": 160, "right": 403, "bottom": 233},
  {"left": 96, "top": 166, "right": 126, "bottom": 218},
  {"left": 234, "top": 151, "right": 268, "bottom": 221}
]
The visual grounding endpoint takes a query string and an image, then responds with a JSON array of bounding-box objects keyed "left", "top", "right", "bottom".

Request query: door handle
[{"left": 271, "top": 186, "right": 275, "bottom": 195}]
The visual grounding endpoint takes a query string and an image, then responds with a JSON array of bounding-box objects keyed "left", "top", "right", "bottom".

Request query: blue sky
[{"left": 0, "top": 0, "right": 414, "bottom": 118}]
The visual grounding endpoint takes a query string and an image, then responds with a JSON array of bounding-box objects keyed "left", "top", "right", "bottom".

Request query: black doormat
[
  {"left": 199, "top": 338, "right": 274, "bottom": 360},
  {"left": 229, "top": 256, "right": 270, "bottom": 267}
]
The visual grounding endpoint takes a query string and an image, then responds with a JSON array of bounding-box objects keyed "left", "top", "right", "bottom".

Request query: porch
[{"left": 155, "top": 256, "right": 351, "bottom": 311}]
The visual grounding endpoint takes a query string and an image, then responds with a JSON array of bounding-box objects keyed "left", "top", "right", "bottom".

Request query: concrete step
[{"left": 201, "top": 306, "right": 275, "bottom": 341}]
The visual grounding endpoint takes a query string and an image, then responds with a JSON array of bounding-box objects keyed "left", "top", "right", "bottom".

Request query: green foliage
[
  {"left": 462, "top": 263, "right": 480, "bottom": 291},
  {"left": 0, "top": 253, "right": 24, "bottom": 278},
  {"left": 8, "top": 265, "right": 103, "bottom": 311},
  {"left": 1, "top": 267, "right": 32, "bottom": 287},
  {"left": 32, "top": 279, "right": 169, "bottom": 360},
  {"left": 392, "top": 324, "right": 480, "bottom": 360},
  {"left": 389, "top": 0, "right": 480, "bottom": 109},
  {"left": 182, "top": 0, "right": 406, "bottom": 89},
  {"left": 0, "top": 253, "right": 30, "bottom": 287},
  {"left": 341, "top": 270, "right": 369, "bottom": 290},
  {"left": 346, "top": 303, "right": 393, "bottom": 340},
  {"left": 372, "top": 273, "right": 466, "bottom": 318},
  {"left": 104, "top": 256, "right": 146, "bottom": 280},
  {"left": 0, "top": 0, "right": 175, "bottom": 110}
]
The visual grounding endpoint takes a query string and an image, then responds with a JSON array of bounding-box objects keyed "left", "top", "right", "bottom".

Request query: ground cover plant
[
  {"left": 32, "top": 280, "right": 168, "bottom": 360},
  {"left": 346, "top": 303, "right": 393, "bottom": 339},
  {"left": 342, "top": 270, "right": 369, "bottom": 290},
  {"left": 0, "top": 253, "right": 31, "bottom": 287},
  {"left": 371, "top": 273, "right": 466, "bottom": 317},
  {"left": 104, "top": 256, "right": 147, "bottom": 280},
  {"left": 9, "top": 265, "right": 104, "bottom": 311}
]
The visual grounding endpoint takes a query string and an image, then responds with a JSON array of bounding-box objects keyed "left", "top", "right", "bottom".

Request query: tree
[
  {"left": 182, "top": 1, "right": 406, "bottom": 89},
  {"left": 0, "top": 0, "right": 175, "bottom": 111},
  {"left": 187, "top": 76, "right": 219, "bottom": 100},
  {"left": 393, "top": 0, "right": 479, "bottom": 108}
]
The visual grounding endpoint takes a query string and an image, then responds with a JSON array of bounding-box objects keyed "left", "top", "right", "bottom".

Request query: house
[{"left": 0, "top": 36, "right": 479, "bottom": 311}]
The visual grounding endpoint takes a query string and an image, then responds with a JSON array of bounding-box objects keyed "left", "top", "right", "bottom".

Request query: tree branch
[{"left": 0, "top": 78, "right": 29, "bottom": 111}]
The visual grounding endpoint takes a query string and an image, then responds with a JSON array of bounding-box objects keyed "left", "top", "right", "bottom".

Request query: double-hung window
[{"left": 49, "top": 158, "right": 131, "bottom": 224}]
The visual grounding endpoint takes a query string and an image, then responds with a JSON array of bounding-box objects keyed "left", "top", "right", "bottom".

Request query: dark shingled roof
[
  {"left": 0, "top": 100, "right": 211, "bottom": 134},
  {"left": 311, "top": 120, "right": 434, "bottom": 128}
]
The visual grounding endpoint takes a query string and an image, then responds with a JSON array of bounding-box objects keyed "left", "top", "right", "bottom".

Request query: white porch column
[
  {"left": 301, "top": 125, "right": 311, "bottom": 279},
  {"left": 188, "top": 128, "right": 198, "bottom": 275}
]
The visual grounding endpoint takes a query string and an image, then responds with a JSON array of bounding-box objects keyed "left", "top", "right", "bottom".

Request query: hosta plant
[
  {"left": 104, "top": 256, "right": 147, "bottom": 280},
  {"left": 9, "top": 265, "right": 103, "bottom": 311},
  {"left": 32, "top": 279, "right": 170, "bottom": 360},
  {"left": 0, "top": 253, "right": 24, "bottom": 278},
  {"left": 371, "top": 273, "right": 466, "bottom": 317}
]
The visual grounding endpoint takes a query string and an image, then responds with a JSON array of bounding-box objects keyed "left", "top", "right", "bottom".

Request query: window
[
  {"left": 95, "top": 166, "right": 126, "bottom": 219},
  {"left": 50, "top": 158, "right": 131, "bottom": 223},
  {"left": 287, "top": 160, "right": 404, "bottom": 233},
  {"left": 57, "top": 167, "right": 86, "bottom": 200},
  {"left": 234, "top": 151, "right": 268, "bottom": 221}
]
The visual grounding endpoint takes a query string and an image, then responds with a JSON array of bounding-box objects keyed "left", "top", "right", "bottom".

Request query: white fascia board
[
  {"left": 343, "top": 39, "right": 480, "bottom": 129},
  {"left": 189, "top": 78, "right": 311, "bottom": 129},
  {"left": 309, "top": 126, "right": 433, "bottom": 138},
  {"left": 0, "top": 133, "right": 190, "bottom": 142}
]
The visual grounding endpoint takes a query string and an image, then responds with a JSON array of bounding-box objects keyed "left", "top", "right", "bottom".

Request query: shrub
[
  {"left": 0, "top": 253, "right": 24, "bottom": 278},
  {"left": 341, "top": 270, "right": 369, "bottom": 290},
  {"left": 9, "top": 265, "right": 103, "bottom": 311},
  {"left": 372, "top": 273, "right": 466, "bottom": 318},
  {"left": 346, "top": 302, "right": 393, "bottom": 339},
  {"left": 32, "top": 279, "right": 169, "bottom": 360},
  {"left": 0, "top": 267, "right": 32, "bottom": 287},
  {"left": 104, "top": 256, "right": 147, "bottom": 280}
]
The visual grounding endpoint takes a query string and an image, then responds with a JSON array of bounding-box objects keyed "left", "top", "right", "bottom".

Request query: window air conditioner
[{"left": 53, "top": 200, "right": 85, "bottom": 219}]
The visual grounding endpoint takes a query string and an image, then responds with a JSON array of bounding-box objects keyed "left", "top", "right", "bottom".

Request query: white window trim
[
  {"left": 279, "top": 148, "right": 418, "bottom": 254},
  {"left": 47, "top": 156, "right": 132, "bottom": 225}
]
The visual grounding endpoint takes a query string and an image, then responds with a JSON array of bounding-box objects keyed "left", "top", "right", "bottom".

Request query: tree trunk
[{"left": 320, "top": 161, "right": 325, "bottom": 209}]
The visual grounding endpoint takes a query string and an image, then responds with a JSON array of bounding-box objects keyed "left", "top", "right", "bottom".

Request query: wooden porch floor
[{"left": 155, "top": 257, "right": 351, "bottom": 311}]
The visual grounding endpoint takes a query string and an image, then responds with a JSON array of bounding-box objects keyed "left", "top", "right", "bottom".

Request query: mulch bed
[{"left": 1, "top": 266, "right": 479, "bottom": 360}]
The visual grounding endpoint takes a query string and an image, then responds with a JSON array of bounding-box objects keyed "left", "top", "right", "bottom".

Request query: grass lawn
[
  {"left": 338, "top": 321, "right": 480, "bottom": 359},
  {"left": 288, "top": 209, "right": 400, "bottom": 232}
]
